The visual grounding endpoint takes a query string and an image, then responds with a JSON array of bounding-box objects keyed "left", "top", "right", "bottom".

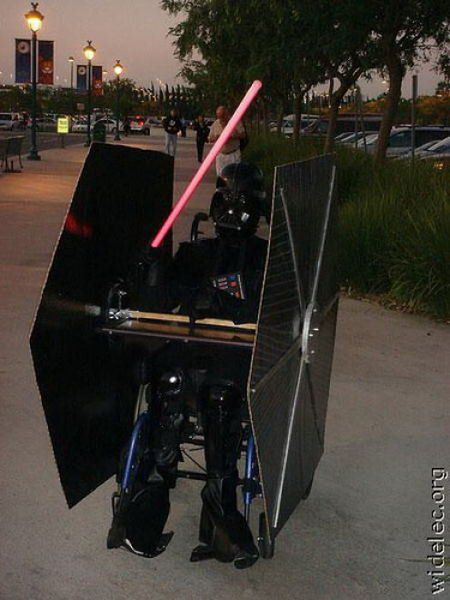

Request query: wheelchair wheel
[{"left": 258, "top": 512, "right": 275, "bottom": 559}]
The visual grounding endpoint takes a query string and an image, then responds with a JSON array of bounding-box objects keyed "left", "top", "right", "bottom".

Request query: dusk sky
[{"left": 0, "top": 0, "right": 443, "bottom": 98}]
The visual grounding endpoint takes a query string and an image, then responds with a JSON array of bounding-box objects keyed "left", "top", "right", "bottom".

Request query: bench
[{"left": 1, "top": 136, "right": 25, "bottom": 172}]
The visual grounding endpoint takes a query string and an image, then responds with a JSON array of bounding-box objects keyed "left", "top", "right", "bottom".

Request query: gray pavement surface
[{"left": 0, "top": 129, "right": 449, "bottom": 599}]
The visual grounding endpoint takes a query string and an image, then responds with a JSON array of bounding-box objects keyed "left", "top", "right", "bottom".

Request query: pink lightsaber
[{"left": 151, "top": 80, "right": 263, "bottom": 248}]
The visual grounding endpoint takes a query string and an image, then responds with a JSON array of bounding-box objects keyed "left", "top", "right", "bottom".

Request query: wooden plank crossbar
[{"left": 126, "top": 310, "right": 257, "bottom": 332}]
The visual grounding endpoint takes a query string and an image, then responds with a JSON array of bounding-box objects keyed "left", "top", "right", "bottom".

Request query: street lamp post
[
  {"left": 25, "top": 2, "right": 44, "bottom": 161},
  {"left": 411, "top": 73, "right": 418, "bottom": 161},
  {"left": 113, "top": 60, "right": 123, "bottom": 141},
  {"left": 68, "top": 56, "right": 74, "bottom": 115},
  {"left": 83, "top": 41, "right": 96, "bottom": 146}
]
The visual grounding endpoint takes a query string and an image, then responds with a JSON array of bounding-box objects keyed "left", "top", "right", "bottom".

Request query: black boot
[
  {"left": 107, "top": 455, "right": 173, "bottom": 558},
  {"left": 191, "top": 384, "right": 258, "bottom": 569},
  {"left": 108, "top": 370, "right": 185, "bottom": 559}
]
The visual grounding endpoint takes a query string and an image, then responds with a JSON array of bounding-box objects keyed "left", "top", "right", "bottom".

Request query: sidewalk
[
  {"left": 0, "top": 132, "right": 449, "bottom": 600},
  {"left": 0, "top": 128, "right": 216, "bottom": 251}
]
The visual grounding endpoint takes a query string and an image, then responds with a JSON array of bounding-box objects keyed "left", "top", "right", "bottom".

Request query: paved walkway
[{"left": 0, "top": 130, "right": 449, "bottom": 599}]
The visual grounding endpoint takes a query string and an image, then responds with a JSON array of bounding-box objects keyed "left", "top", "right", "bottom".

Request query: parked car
[
  {"left": 335, "top": 132, "right": 355, "bottom": 142},
  {"left": 335, "top": 131, "right": 378, "bottom": 149},
  {"left": 27, "top": 116, "right": 56, "bottom": 131},
  {"left": 302, "top": 119, "right": 329, "bottom": 135},
  {"left": 305, "top": 114, "right": 383, "bottom": 136},
  {"left": 412, "top": 137, "right": 450, "bottom": 169},
  {"left": 72, "top": 117, "right": 123, "bottom": 134},
  {"left": 341, "top": 131, "right": 375, "bottom": 145},
  {"left": 71, "top": 120, "right": 89, "bottom": 133},
  {"left": 366, "top": 126, "right": 450, "bottom": 157},
  {"left": 419, "top": 152, "right": 450, "bottom": 170},
  {"left": 130, "top": 116, "right": 152, "bottom": 135},
  {"left": 0, "top": 112, "right": 22, "bottom": 131},
  {"left": 95, "top": 117, "right": 124, "bottom": 134},
  {"left": 270, "top": 114, "right": 318, "bottom": 136},
  {"left": 354, "top": 133, "right": 379, "bottom": 148},
  {"left": 418, "top": 136, "right": 450, "bottom": 157},
  {"left": 397, "top": 140, "right": 440, "bottom": 158}
]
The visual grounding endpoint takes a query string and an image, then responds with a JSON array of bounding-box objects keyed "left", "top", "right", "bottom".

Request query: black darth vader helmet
[{"left": 210, "top": 162, "right": 267, "bottom": 239}]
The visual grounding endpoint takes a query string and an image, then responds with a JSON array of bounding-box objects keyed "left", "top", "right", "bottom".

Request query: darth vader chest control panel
[{"left": 211, "top": 272, "right": 246, "bottom": 300}]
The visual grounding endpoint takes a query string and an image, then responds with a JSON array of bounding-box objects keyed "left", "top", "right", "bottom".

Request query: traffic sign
[{"left": 57, "top": 116, "right": 70, "bottom": 134}]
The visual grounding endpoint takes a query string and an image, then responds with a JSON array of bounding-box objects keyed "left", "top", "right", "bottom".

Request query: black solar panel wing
[
  {"left": 248, "top": 155, "right": 339, "bottom": 542},
  {"left": 30, "top": 143, "right": 174, "bottom": 507}
]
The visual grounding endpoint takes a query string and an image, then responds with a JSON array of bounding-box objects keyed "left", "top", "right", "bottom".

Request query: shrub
[{"left": 244, "top": 133, "right": 450, "bottom": 318}]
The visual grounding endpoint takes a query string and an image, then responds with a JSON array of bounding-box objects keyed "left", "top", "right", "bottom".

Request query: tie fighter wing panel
[
  {"left": 248, "top": 154, "right": 339, "bottom": 541},
  {"left": 30, "top": 143, "right": 174, "bottom": 507}
]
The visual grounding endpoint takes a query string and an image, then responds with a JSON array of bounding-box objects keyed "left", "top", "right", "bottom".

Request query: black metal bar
[
  {"left": 173, "top": 469, "right": 247, "bottom": 486},
  {"left": 70, "top": 60, "right": 74, "bottom": 114},
  {"left": 114, "top": 75, "right": 121, "bottom": 141},
  {"left": 28, "top": 31, "right": 40, "bottom": 161},
  {"left": 411, "top": 74, "right": 418, "bottom": 161},
  {"left": 174, "top": 469, "right": 207, "bottom": 482},
  {"left": 98, "top": 325, "right": 254, "bottom": 348},
  {"left": 85, "top": 60, "right": 92, "bottom": 146}
]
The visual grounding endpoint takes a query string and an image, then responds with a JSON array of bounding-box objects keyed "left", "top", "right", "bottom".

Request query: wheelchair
[
  {"left": 30, "top": 145, "right": 338, "bottom": 574},
  {"left": 106, "top": 354, "right": 275, "bottom": 567},
  {"left": 104, "top": 204, "right": 274, "bottom": 568}
]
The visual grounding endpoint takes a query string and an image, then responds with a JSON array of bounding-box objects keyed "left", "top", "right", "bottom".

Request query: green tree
[
  {"left": 280, "top": 0, "right": 376, "bottom": 148},
  {"left": 369, "top": 0, "right": 450, "bottom": 161},
  {"left": 436, "top": 80, "right": 450, "bottom": 94},
  {"left": 103, "top": 78, "right": 136, "bottom": 117},
  {"left": 160, "top": 0, "right": 375, "bottom": 146},
  {"left": 161, "top": 1, "right": 304, "bottom": 126}
]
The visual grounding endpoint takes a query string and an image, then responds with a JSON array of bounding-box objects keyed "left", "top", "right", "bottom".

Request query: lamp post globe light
[
  {"left": 83, "top": 40, "right": 96, "bottom": 146},
  {"left": 113, "top": 60, "right": 123, "bottom": 141},
  {"left": 25, "top": 2, "right": 44, "bottom": 160}
]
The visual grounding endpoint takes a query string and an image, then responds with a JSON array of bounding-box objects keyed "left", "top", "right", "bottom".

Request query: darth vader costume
[
  {"left": 30, "top": 142, "right": 339, "bottom": 572},
  {"left": 107, "top": 162, "right": 269, "bottom": 567}
]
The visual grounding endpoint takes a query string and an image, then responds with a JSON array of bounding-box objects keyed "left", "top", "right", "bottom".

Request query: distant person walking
[
  {"left": 180, "top": 117, "right": 187, "bottom": 138},
  {"left": 123, "top": 116, "right": 131, "bottom": 137},
  {"left": 163, "top": 108, "right": 183, "bottom": 157},
  {"left": 208, "top": 105, "right": 245, "bottom": 177},
  {"left": 193, "top": 115, "right": 210, "bottom": 163}
]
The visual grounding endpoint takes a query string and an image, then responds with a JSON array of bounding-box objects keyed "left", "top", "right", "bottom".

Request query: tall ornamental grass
[{"left": 244, "top": 134, "right": 450, "bottom": 318}]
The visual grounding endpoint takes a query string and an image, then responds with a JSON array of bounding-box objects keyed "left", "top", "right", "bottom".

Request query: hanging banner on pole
[
  {"left": 38, "top": 40, "right": 54, "bottom": 85},
  {"left": 92, "top": 66, "right": 103, "bottom": 96},
  {"left": 77, "top": 65, "right": 87, "bottom": 91},
  {"left": 15, "top": 38, "right": 31, "bottom": 84}
]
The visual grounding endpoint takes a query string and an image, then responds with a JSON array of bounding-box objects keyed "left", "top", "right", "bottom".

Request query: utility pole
[{"left": 411, "top": 73, "right": 418, "bottom": 161}]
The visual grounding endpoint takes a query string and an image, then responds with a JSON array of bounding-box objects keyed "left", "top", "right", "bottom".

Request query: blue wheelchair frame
[
  {"left": 119, "top": 408, "right": 259, "bottom": 524},
  {"left": 121, "top": 412, "right": 150, "bottom": 494}
]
